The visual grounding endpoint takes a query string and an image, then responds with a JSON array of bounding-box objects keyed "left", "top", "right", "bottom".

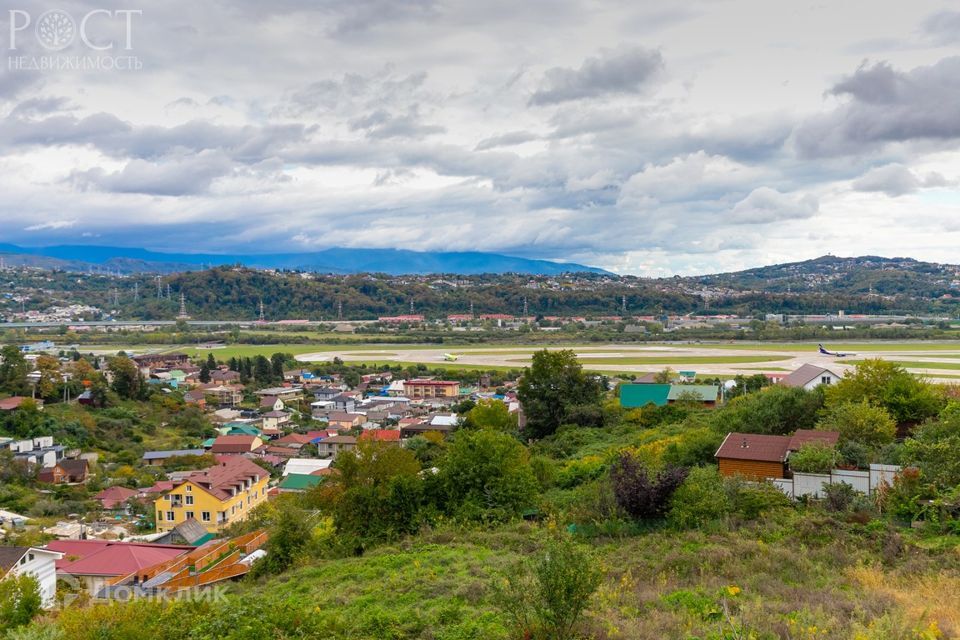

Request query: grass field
[
  {"left": 840, "top": 359, "right": 960, "bottom": 371},
  {"left": 567, "top": 355, "right": 790, "bottom": 365}
]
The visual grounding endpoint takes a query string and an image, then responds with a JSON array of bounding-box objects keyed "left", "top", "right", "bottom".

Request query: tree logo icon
[{"left": 35, "top": 10, "right": 76, "bottom": 51}]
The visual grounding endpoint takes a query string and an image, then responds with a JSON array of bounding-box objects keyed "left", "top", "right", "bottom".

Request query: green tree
[
  {"left": 0, "top": 573, "right": 42, "bottom": 630},
  {"left": 198, "top": 362, "right": 211, "bottom": 384},
  {"left": 461, "top": 398, "right": 518, "bottom": 431},
  {"left": 816, "top": 400, "right": 897, "bottom": 449},
  {"left": 205, "top": 353, "right": 217, "bottom": 370},
  {"left": 788, "top": 441, "right": 841, "bottom": 473},
  {"left": 517, "top": 350, "right": 603, "bottom": 439},
  {"left": 0, "top": 346, "right": 29, "bottom": 395},
  {"left": 825, "top": 359, "right": 944, "bottom": 424},
  {"left": 107, "top": 356, "right": 143, "bottom": 400},
  {"left": 438, "top": 429, "right": 537, "bottom": 521},
  {"left": 251, "top": 496, "right": 312, "bottom": 576},
  {"left": 253, "top": 356, "right": 273, "bottom": 384},
  {"left": 717, "top": 385, "right": 824, "bottom": 435}
]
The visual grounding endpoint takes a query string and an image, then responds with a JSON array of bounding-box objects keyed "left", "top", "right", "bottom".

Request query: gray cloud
[
  {"left": 922, "top": 10, "right": 960, "bottom": 44},
  {"left": 794, "top": 57, "right": 960, "bottom": 157},
  {"left": 475, "top": 130, "right": 540, "bottom": 150},
  {"left": 852, "top": 163, "right": 951, "bottom": 197},
  {"left": 529, "top": 47, "right": 664, "bottom": 105},
  {"left": 728, "top": 188, "right": 819, "bottom": 225}
]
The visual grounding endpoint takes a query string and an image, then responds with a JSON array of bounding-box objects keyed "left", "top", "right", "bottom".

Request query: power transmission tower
[
  {"left": 410, "top": 299, "right": 414, "bottom": 314},
  {"left": 337, "top": 300, "right": 343, "bottom": 320},
  {"left": 258, "top": 299, "right": 265, "bottom": 323},
  {"left": 133, "top": 282, "right": 139, "bottom": 302},
  {"left": 166, "top": 283, "right": 171, "bottom": 299},
  {"left": 156, "top": 276, "right": 163, "bottom": 298},
  {"left": 177, "top": 292, "right": 190, "bottom": 320},
  {"left": 522, "top": 296, "right": 528, "bottom": 316},
  {"left": 621, "top": 295, "right": 627, "bottom": 314},
  {"left": 112, "top": 288, "right": 119, "bottom": 307},
  {"left": 469, "top": 300, "right": 474, "bottom": 317}
]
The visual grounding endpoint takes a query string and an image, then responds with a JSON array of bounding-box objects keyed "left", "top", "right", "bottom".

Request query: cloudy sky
[{"left": 1, "top": 0, "right": 960, "bottom": 275}]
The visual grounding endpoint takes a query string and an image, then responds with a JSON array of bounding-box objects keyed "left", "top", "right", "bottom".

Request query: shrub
[
  {"left": 495, "top": 535, "right": 603, "bottom": 640},
  {"left": 725, "top": 478, "right": 792, "bottom": 520},
  {"left": 822, "top": 481, "right": 860, "bottom": 512},
  {"left": 610, "top": 452, "right": 687, "bottom": 520},
  {"left": 661, "top": 427, "right": 725, "bottom": 467},
  {"left": 667, "top": 466, "right": 731, "bottom": 529},
  {"left": 789, "top": 442, "right": 840, "bottom": 474},
  {"left": 0, "top": 574, "right": 41, "bottom": 631}
]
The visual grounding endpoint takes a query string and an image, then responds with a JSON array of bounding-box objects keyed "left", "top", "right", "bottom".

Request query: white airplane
[
  {"left": 443, "top": 353, "right": 459, "bottom": 362},
  {"left": 818, "top": 344, "right": 856, "bottom": 357}
]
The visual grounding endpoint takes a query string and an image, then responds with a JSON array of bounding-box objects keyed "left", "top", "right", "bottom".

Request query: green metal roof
[
  {"left": 619, "top": 384, "right": 670, "bottom": 408},
  {"left": 225, "top": 424, "right": 262, "bottom": 437},
  {"left": 678, "top": 371, "right": 696, "bottom": 378},
  {"left": 279, "top": 474, "right": 324, "bottom": 491},
  {"left": 667, "top": 385, "right": 719, "bottom": 402}
]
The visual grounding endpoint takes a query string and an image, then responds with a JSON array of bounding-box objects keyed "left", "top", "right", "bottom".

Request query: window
[
  {"left": 821, "top": 376, "right": 831, "bottom": 385},
  {"left": 185, "top": 511, "right": 194, "bottom": 520},
  {"left": 185, "top": 495, "right": 194, "bottom": 505},
  {"left": 201, "top": 511, "right": 211, "bottom": 522},
  {"left": 185, "top": 485, "right": 192, "bottom": 492},
  {"left": 166, "top": 511, "right": 175, "bottom": 521},
  {"left": 28, "top": 553, "right": 34, "bottom": 562},
  {"left": 157, "top": 511, "right": 163, "bottom": 521}
]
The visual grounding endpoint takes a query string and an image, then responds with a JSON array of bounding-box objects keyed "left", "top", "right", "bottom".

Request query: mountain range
[{"left": 0, "top": 244, "right": 608, "bottom": 276}]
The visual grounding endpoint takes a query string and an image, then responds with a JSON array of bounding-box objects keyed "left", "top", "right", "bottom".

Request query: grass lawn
[
  {"left": 501, "top": 355, "right": 790, "bottom": 365},
  {"left": 839, "top": 359, "right": 960, "bottom": 370},
  {"left": 698, "top": 341, "right": 960, "bottom": 352}
]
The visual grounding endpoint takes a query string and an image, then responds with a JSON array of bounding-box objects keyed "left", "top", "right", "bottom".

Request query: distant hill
[{"left": 0, "top": 244, "right": 608, "bottom": 276}]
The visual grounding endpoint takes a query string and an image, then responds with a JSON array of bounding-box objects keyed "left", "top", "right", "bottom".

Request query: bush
[
  {"left": 789, "top": 442, "right": 840, "bottom": 474},
  {"left": 667, "top": 466, "right": 731, "bottom": 529},
  {"left": 661, "top": 427, "right": 725, "bottom": 467},
  {"left": 0, "top": 574, "right": 41, "bottom": 631},
  {"left": 495, "top": 535, "right": 603, "bottom": 640},
  {"left": 816, "top": 401, "right": 897, "bottom": 449},
  {"left": 610, "top": 452, "right": 687, "bottom": 520},
  {"left": 822, "top": 481, "right": 860, "bottom": 512},
  {"left": 725, "top": 478, "right": 792, "bottom": 520}
]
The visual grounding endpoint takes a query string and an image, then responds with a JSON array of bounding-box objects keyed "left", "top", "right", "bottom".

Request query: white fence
[{"left": 772, "top": 464, "right": 901, "bottom": 499}]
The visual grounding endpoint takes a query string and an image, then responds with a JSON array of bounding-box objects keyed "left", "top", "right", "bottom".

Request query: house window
[
  {"left": 185, "top": 495, "right": 194, "bottom": 505},
  {"left": 157, "top": 511, "right": 163, "bottom": 521},
  {"left": 166, "top": 511, "right": 175, "bottom": 521},
  {"left": 28, "top": 553, "right": 34, "bottom": 562},
  {"left": 821, "top": 376, "right": 831, "bottom": 385},
  {"left": 186, "top": 486, "right": 192, "bottom": 492},
  {"left": 19, "top": 556, "right": 26, "bottom": 565},
  {"left": 201, "top": 511, "right": 211, "bottom": 522},
  {"left": 185, "top": 511, "right": 194, "bottom": 520}
]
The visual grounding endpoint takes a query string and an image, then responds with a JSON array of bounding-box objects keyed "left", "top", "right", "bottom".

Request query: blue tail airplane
[{"left": 818, "top": 344, "right": 855, "bottom": 357}]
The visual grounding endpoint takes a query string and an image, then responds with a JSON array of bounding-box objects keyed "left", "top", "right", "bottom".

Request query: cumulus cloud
[
  {"left": 529, "top": 47, "right": 664, "bottom": 105},
  {"left": 728, "top": 188, "right": 819, "bottom": 225},
  {"left": 852, "top": 163, "right": 951, "bottom": 197},
  {"left": 794, "top": 58, "right": 960, "bottom": 157}
]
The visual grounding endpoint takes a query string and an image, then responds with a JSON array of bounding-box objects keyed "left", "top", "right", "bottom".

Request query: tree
[
  {"left": 788, "top": 441, "right": 841, "bottom": 473},
  {"left": 270, "top": 353, "right": 286, "bottom": 380},
  {"left": 653, "top": 367, "right": 675, "bottom": 384},
  {"left": 251, "top": 496, "right": 312, "bottom": 576},
  {"left": 461, "top": 398, "right": 518, "bottom": 431},
  {"left": 517, "top": 350, "right": 603, "bottom": 439},
  {"left": 438, "top": 429, "right": 537, "bottom": 521},
  {"left": 108, "top": 356, "right": 143, "bottom": 400},
  {"left": 825, "top": 359, "right": 944, "bottom": 424},
  {"left": 198, "top": 362, "right": 211, "bottom": 384},
  {"left": 717, "top": 385, "right": 824, "bottom": 435},
  {"left": 816, "top": 400, "right": 897, "bottom": 449},
  {"left": 0, "top": 346, "right": 28, "bottom": 395},
  {"left": 205, "top": 353, "right": 217, "bottom": 370},
  {"left": 0, "top": 573, "right": 42, "bottom": 630},
  {"left": 253, "top": 356, "right": 273, "bottom": 384},
  {"left": 610, "top": 452, "right": 687, "bottom": 520},
  {"left": 34, "top": 355, "right": 62, "bottom": 401}
]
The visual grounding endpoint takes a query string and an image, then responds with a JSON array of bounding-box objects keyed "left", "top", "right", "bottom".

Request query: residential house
[
  {"left": 278, "top": 474, "right": 325, "bottom": 492},
  {"left": 210, "top": 369, "right": 241, "bottom": 384},
  {"left": 325, "top": 412, "right": 365, "bottom": 430},
  {"left": 403, "top": 379, "right": 461, "bottom": 400},
  {"left": 715, "top": 433, "right": 791, "bottom": 479},
  {"left": 780, "top": 364, "right": 843, "bottom": 390},
  {"left": 154, "top": 457, "right": 269, "bottom": 534},
  {"left": 202, "top": 385, "right": 244, "bottom": 407},
  {"left": 358, "top": 429, "right": 401, "bottom": 444},
  {"left": 94, "top": 486, "right": 139, "bottom": 511},
  {"left": 46, "top": 539, "right": 191, "bottom": 594},
  {"left": 5, "top": 436, "right": 64, "bottom": 468},
  {"left": 330, "top": 394, "right": 356, "bottom": 413},
  {"left": 142, "top": 449, "right": 206, "bottom": 467},
  {"left": 619, "top": 384, "right": 720, "bottom": 409},
  {"left": 261, "top": 410, "right": 292, "bottom": 432},
  {"left": 210, "top": 435, "right": 263, "bottom": 455},
  {"left": 38, "top": 459, "right": 89, "bottom": 485},
  {"left": 282, "top": 458, "right": 332, "bottom": 476},
  {"left": 255, "top": 387, "right": 303, "bottom": 402},
  {"left": 316, "top": 435, "right": 357, "bottom": 459},
  {"left": 260, "top": 396, "right": 284, "bottom": 412},
  {"left": 0, "top": 546, "right": 64, "bottom": 607},
  {"left": 0, "top": 396, "right": 42, "bottom": 412},
  {"left": 183, "top": 390, "right": 207, "bottom": 409}
]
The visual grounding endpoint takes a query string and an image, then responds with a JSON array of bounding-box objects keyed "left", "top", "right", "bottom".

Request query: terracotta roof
[
  {"left": 178, "top": 456, "right": 265, "bottom": 501},
  {"left": 0, "top": 396, "right": 30, "bottom": 411},
  {"left": 787, "top": 429, "right": 840, "bottom": 451},
  {"left": 47, "top": 540, "right": 191, "bottom": 577},
  {"left": 323, "top": 435, "right": 357, "bottom": 445},
  {"left": 715, "top": 433, "right": 791, "bottom": 463},
  {"left": 94, "top": 486, "right": 138, "bottom": 509},
  {"left": 275, "top": 433, "right": 313, "bottom": 445},
  {"left": 210, "top": 435, "right": 260, "bottom": 454},
  {"left": 359, "top": 429, "right": 401, "bottom": 442},
  {"left": 58, "top": 459, "right": 88, "bottom": 476}
]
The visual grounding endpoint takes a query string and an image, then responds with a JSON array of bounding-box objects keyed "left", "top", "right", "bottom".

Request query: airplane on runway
[
  {"left": 443, "top": 353, "right": 459, "bottom": 362},
  {"left": 818, "top": 344, "right": 856, "bottom": 357}
]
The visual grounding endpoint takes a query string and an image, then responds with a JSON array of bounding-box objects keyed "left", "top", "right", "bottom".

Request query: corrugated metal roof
[
  {"left": 667, "top": 385, "right": 720, "bottom": 402},
  {"left": 619, "top": 384, "right": 670, "bottom": 408}
]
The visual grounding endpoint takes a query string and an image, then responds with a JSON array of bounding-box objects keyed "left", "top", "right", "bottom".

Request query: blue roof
[{"left": 619, "top": 384, "right": 670, "bottom": 408}]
